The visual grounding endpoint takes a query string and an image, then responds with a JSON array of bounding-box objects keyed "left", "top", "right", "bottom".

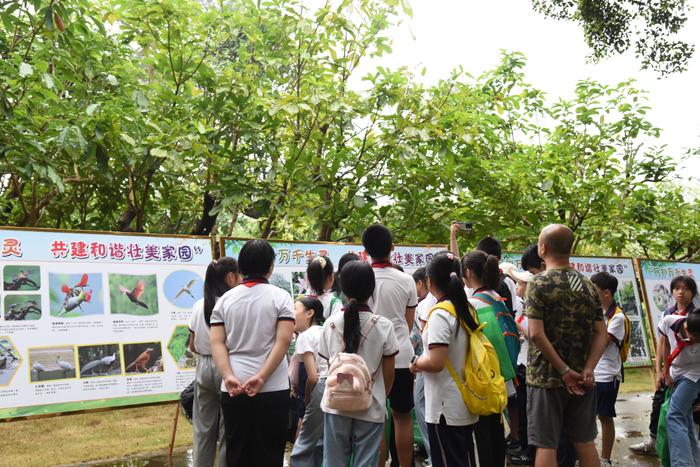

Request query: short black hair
[
  {"left": 332, "top": 252, "right": 361, "bottom": 295},
  {"left": 362, "top": 224, "right": 393, "bottom": 259},
  {"left": 412, "top": 267, "right": 427, "bottom": 284},
  {"left": 687, "top": 310, "right": 700, "bottom": 335},
  {"left": 590, "top": 271, "right": 618, "bottom": 295},
  {"left": 476, "top": 236, "right": 502, "bottom": 258},
  {"left": 521, "top": 243, "right": 543, "bottom": 271},
  {"left": 238, "top": 239, "right": 275, "bottom": 277},
  {"left": 671, "top": 275, "right": 698, "bottom": 297}
]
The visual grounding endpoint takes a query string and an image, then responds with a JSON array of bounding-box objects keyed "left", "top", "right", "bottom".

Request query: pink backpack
[{"left": 322, "top": 315, "right": 379, "bottom": 412}]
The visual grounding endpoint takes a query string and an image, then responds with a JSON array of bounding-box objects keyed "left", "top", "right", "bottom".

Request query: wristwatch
[{"left": 558, "top": 365, "right": 571, "bottom": 376}]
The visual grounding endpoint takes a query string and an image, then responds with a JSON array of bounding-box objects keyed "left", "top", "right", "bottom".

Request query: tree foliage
[
  {"left": 532, "top": 0, "right": 694, "bottom": 75},
  {"left": 0, "top": 0, "right": 697, "bottom": 261}
]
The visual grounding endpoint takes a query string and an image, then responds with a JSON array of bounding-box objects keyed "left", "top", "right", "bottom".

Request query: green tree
[{"left": 532, "top": 0, "right": 694, "bottom": 75}]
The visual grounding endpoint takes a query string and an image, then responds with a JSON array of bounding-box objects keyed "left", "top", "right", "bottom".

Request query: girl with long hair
[
  {"left": 188, "top": 257, "right": 240, "bottom": 466},
  {"left": 409, "top": 252, "right": 479, "bottom": 467},
  {"left": 289, "top": 296, "right": 326, "bottom": 466},
  {"left": 462, "top": 250, "right": 514, "bottom": 467},
  {"left": 306, "top": 255, "right": 342, "bottom": 318},
  {"left": 318, "top": 261, "right": 399, "bottom": 465}
]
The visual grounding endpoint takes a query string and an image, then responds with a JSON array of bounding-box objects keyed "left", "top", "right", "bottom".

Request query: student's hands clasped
[
  {"left": 580, "top": 367, "right": 596, "bottom": 388},
  {"left": 224, "top": 372, "right": 267, "bottom": 397},
  {"left": 224, "top": 374, "right": 244, "bottom": 397},
  {"left": 561, "top": 370, "right": 586, "bottom": 396},
  {"left": 242, "top": 374, "right": 265, "bottom": 397}
]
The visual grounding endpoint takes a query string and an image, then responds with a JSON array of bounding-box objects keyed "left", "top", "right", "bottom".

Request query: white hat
[
  {"left": 499, "top": 262, "right": 517, "bottom": 280},
  {"left": 512, "top": 270, "right": 534, "bottom": 283}
]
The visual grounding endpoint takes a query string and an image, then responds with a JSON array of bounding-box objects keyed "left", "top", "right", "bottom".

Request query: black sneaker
[
  {"left": 506, "top": 438, "right": 521, "bottom": 455},
  {"left": 510, "top": 452, "right": 535, "bottom": 465}
]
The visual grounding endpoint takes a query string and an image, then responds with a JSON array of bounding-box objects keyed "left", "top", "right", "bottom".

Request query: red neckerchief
[
  {"left": 605, "top": 302, "right": 618, "bottom": 320},
  {"left": 676, "top": 304, "right": 692, "bottom": 316},
  {"left": 241, "top": 277, "right": 269, "bottom": 288},
  {"left": 666, "top": 320, "right": 695, "bottom": 380},
  {"left": 342, "top": 304, "right": 372, "bottom": 313},
  {"left": 371, "top": 260, "right": 393, "bottom": 269}
]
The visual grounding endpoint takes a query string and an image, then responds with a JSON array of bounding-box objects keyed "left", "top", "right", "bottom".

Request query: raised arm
[{"left": 449, "top": 223, "right": 460, "bottom": 256}]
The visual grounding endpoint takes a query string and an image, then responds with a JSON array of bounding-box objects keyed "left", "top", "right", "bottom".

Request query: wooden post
[{"left": 168, "top": 401, "right": 180, "bottom": 466}]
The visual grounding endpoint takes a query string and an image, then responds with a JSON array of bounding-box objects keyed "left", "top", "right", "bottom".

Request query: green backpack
[{"left": 472, "top": 295, "right": 516, "bottom": 382}]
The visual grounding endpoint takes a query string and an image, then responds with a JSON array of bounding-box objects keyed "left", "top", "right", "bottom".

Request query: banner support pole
[{"left": 168, "top": 401, "right": 179, "bottom": 466}]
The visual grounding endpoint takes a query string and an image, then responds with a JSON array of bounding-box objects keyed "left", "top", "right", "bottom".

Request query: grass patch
[
  {"left": 0, "top": 404, "right": 192, "bottom": 466},
  {"left": 0, "top": 368, "right": 654, "bottom": 466},
  {"left": 620, "top": 367, "right": 654, "bottom": 393}
]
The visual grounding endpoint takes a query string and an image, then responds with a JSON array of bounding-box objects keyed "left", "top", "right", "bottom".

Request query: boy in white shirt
[
  {"left": 362, "top": 224, "right": 418, "bottom": 467},
  {"left": 590, "top": 272, "right": 628, "bottom": 467}
]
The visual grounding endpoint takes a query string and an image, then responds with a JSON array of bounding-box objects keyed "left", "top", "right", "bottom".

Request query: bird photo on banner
[{"left": 108, "top": 273, "right": 159, "bottom": 316}]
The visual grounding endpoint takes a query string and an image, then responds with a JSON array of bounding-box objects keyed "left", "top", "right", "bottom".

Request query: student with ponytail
[
  {"left": 289, "top": 296, "right": 326, "bottom": 466},
  {"left": 462, "top": 250, "right": 517, "bottom": 467},
  {"left": 306, "top": 255, "right": 342, "bottom": 318},
  {"left": 318, "top": 260, "right": 399, "bottom": 466},
  {"left": 188, "top": 257, "right": 240, "bottom": 467},
  {"left": 409, "top": 252, "right": 479, "bottom": 467}
]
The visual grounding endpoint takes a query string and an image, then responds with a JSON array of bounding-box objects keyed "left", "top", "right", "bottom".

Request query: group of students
[{"left": 185, "top": 222, "right": 700, "bottom": 467}]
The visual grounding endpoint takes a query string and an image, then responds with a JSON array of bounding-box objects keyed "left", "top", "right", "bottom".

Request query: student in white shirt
[
  {"left": 658, "top": 309, "right": 700, "bottom": 467},
  {"left": 290, "top": 297, "right": 327, "bottom": 466},
  {"left": 362, "top": 223, "right": 418, "bottom": 467},
  {"left": 307, "top": 255, "right": 342, "bottom": 318},
  {"left": 188, "top": 257, "right": 240, "bottom": 467},
  {"left": 411, "top": 267, "right": 434, "bottom": 465},
  {"left": 462, "top": 250, "right": 512, "bottom": 467},
  {"left": 210, "top": 240, "right": 295, "bottom": 467},
  {"left": 409, "top": 252, "right": 480, "bottom": 467},
  {"left": 510, "top": 268, "right": 536, "bottom": 465},
  {"left": 590, "top": 272, "right": 627, "bottom": 467},
  {"left": 318, "top": 260, "right": 399, "bottom": 466}
]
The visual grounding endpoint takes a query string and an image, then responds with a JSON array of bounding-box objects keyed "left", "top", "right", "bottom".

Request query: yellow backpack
[
  {"left": 611, "top": 306, "right": 631, "bottom": 363},
  {"left": 428, "top": 302, "right": 507, "bottom": 416}
]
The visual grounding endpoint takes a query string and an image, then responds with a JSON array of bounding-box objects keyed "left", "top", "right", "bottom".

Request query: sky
[{"left": 352, "top": 0, "right": 700, "bottom": 181}]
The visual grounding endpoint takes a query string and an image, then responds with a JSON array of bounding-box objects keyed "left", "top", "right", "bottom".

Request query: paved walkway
[{"left": 91, "top": 392, "right": 664, "bottom": 466}]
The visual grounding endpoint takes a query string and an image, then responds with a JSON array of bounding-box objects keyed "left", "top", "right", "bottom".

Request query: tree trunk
[
  {"left": 117, "top": 206, "right": 138, "bottom": 232},
  {"left": 191, "top": 191, "right": 219, "bottom": 236}
]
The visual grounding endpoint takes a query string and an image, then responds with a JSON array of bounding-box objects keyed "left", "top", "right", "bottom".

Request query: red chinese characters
[
  {"left": 1, "top": 238, "right": 22, "bottom": 257},
  {"left": 50, "top": 240, "right": 68, "bottom": 258},
  {"left": 69, "top": 241, "right": 89, "bottom": 259}
]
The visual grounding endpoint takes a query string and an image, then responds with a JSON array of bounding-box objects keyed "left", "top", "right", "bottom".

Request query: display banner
[
  {"left": 501, "top": 252, "right": 653, "bottom": 367},
  {"left": 0, "top": 228, "right": 213, "bottom": 419},
  {"left": 637, "top": 259, "right": 700, "bottom": 344},
  {"left": 220, "top": 238, "right": 445, "bottom": 295}
]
